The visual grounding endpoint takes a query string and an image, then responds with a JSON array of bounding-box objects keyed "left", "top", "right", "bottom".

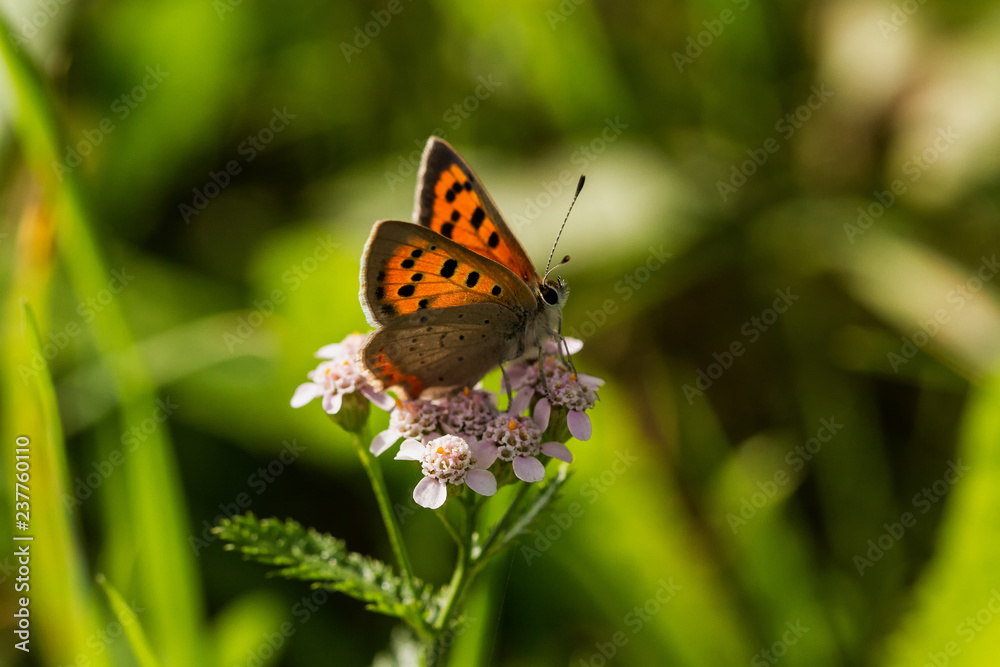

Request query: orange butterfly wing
[
  {"left": 360, "top": 220, "right": 536, "bottom": 324},
  {"left": 358, "top": 221, "right": 538, "bottom": 399},
  {"left": 414, "top": 137, "right": 540, "bottom": 288}
]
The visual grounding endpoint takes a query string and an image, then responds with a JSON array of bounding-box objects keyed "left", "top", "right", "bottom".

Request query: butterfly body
[{"left": 359, "top": 138, "right": 569, "bottom": 399}]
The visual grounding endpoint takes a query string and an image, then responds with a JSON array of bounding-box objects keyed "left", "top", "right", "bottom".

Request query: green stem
[
  {"left": 434, "top": 501, "right": 475, "bottom": 631},
  {"left": 475, "top": 482, "right": 532, "bottom": 562},
  {"left": 435, "top": 507, "right": 463, "bottom": 548},
  {"left": 435, "top": 541, "right": 470, "bottom": 632},
  {"left": 350, "top": 430, "right": 429, "bottom": 637},
  {"left": 427, "top": 500, "right": 476, "bottom": 665}
]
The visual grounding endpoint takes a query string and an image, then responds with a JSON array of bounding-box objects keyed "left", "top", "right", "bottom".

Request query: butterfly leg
[
  {"left": 535, "top": 345, "right": 551, "bottom": 398},
  {"left": 500, "top": 364, "right": 514, "bottom": 412},
  {"left": 556, "top": 337, "right": 578, "bottom": 375},
  {"left": 547, "top": 318, "right": 578, "bottom": 375}
]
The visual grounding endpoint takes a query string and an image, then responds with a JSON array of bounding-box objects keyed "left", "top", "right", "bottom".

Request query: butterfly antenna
[{"left": 544, "top": 175, "right": 585, "bottom": 279}]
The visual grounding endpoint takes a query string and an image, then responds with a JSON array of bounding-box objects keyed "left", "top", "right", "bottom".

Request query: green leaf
[
  {"left": 96, "top": 574, "right": 164, "bottom": 667},
  {"left": 878, "top": 369, "right": 1000, "bottom": 666},
  {"left": 215, "top": 513, "right": 433, "bottom": 622}
]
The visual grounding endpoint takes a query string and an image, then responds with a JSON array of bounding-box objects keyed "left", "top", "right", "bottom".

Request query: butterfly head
[{"left": 539, "top": 276, "right": 569, "bottom": 310}]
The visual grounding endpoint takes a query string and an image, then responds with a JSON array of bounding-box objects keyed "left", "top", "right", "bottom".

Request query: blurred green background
[{"left": 3, "top": 0, "right": 1000, "bottom": 665}]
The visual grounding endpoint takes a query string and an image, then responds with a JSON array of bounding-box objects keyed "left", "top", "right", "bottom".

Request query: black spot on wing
[
  {"left": 440, "top": 258, "right": 458, "bottom": 278},
  {"left": 470, "top": 207, "right": 485, "bottom": 229},
  {"left": 465, "top": 271, "right": 480, "bottom": 288}
]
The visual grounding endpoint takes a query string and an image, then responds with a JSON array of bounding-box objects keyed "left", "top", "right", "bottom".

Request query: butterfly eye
[{"left": 541, "top": 284, "right": 560, "bottom": 306}]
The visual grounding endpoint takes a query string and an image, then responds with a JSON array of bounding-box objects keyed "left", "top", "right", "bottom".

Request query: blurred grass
[{"left": 2, "top": 0, "right": 1000, "bottom": 665}]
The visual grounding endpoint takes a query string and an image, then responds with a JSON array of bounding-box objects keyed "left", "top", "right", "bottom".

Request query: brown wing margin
[
  {"left": 361, "top": 302, "right": 523, "bottom": 399},
  {"left": 412, "top": 137, "right": 540, "bottom": 287}
]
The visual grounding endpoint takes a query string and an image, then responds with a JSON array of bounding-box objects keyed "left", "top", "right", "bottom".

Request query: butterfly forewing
[
  {"left": 360, "top": 220, "right": 535, "bottom": 327},
  {"left": 362, "top": 303, "right": 525, "bottom": 399},
  {"left": 358, "top": 137, "right": 569, "bottom": 399},
  {"left": 414, "top": 137, "right": 539, "bottom": 287}
]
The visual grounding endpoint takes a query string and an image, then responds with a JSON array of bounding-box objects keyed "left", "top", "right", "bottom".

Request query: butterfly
[{"left": 359, "top": 137, "right": 575, "bottom": 399}]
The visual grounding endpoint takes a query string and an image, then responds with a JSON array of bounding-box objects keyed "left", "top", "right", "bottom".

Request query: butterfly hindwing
[
  {"left": 360, "top": 220, "right": 536, "bottom": 327},
  {"left": 362, "top": 303, "right": 525, "bottom": 399},
  {"left": 414, "top": 137, "right": 539, "bottom": 286}
]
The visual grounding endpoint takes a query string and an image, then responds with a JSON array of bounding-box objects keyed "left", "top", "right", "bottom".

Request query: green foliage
[
  {"left": 3, "top": 0, "right": 1000, "bottom": 664},
  {"left": 216, "top": 513, "right": 434, "bottom": 623},
  {"left": 97, "top": 575, "right": 163, "bottom": 667},
  {"left": 488, "top": 463, "right": 571, "bottom": 559}
]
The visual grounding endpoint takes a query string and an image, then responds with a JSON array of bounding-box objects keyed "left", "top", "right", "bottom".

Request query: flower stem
[
  {"left": 435, "top": 540, "right": 469, "bottom": 632},
  {"left": 428, "top": 498, "right": 478, "bottom": 663},
  {"left": 350, "top": 430, "right": 429, "bottom": 637},
  {"left": 475, "top": 482, "right": 532, "bottom": 562}
]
